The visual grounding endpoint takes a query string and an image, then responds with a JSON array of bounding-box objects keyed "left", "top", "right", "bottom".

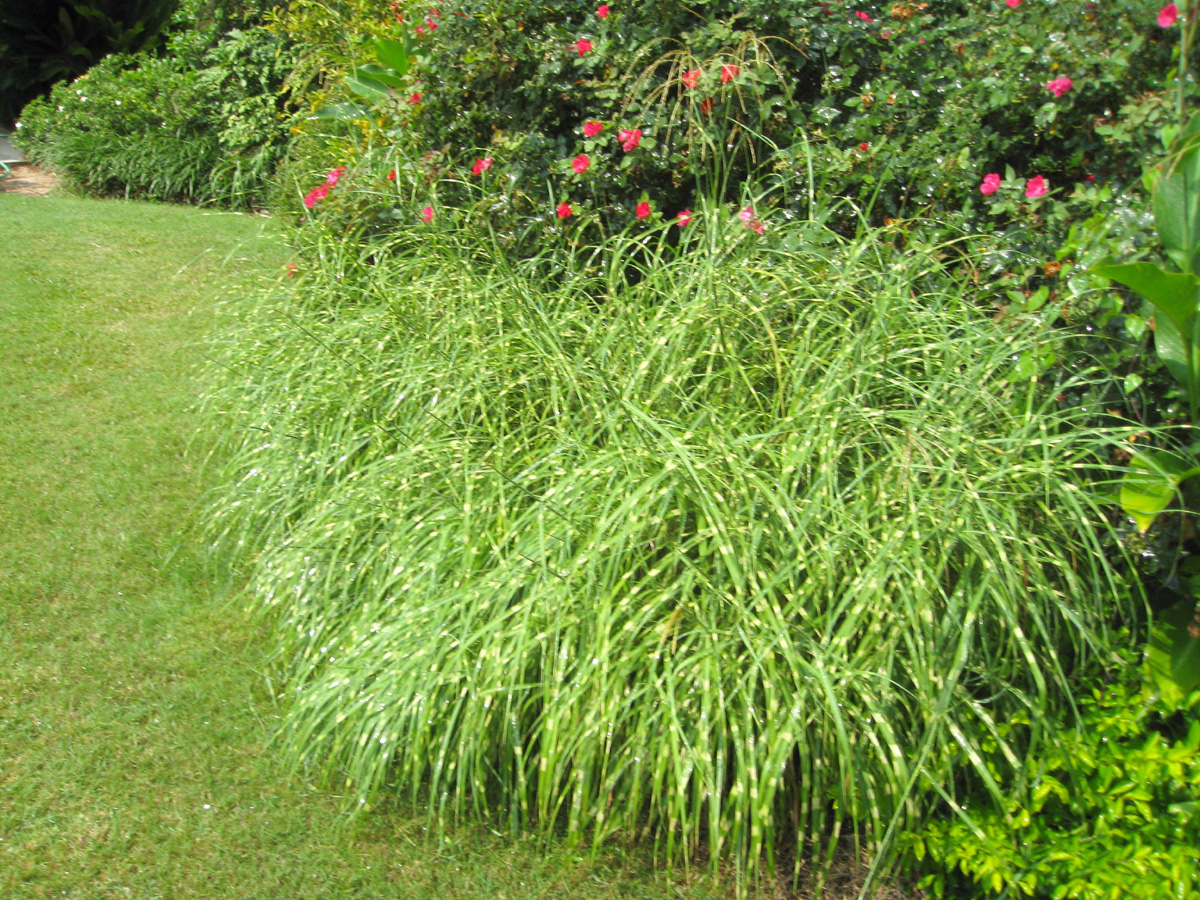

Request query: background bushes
[{"left": 14, "top": 0, "right": 298, "bottom": 206}]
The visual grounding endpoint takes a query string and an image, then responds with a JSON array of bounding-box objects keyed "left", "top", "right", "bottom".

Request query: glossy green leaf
[
  {"left": 1151, "top": 306, "right": 1191, "bottom": 391},
  {"left": 1091, "top": 262, "right": 1200, "bottom": 417},
  {"left": 308, "top": 102, "right": 368, "bottom": 120},
  {"left": 1147, "top": 598, "right": 1200, "bottom": 694},
  {"left": 374, "top": 37, "right": 412, "bottom": 76},
  {"left": 1155, "top": 113, "right": 1200, "bottom": 274},
  {"left": 345, "top": 73, "right": 391, "bottom": 104},
  {"left": 1119, "top": 450, "right": 1193, "bottom": 533},
  {"left": 356, "top": 64, "right": 404, "bottom": 90},
  {"left": 1089, "top": 263, "right": 1200, "bottom": 337},
  {"left": 1025, "top": 285, "right": 1049, "bottom": 312}
]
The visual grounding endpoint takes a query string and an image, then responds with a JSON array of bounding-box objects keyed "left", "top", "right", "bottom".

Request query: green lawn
[{"left": 0, "top": 194, "right": 755, "bottom": 900}]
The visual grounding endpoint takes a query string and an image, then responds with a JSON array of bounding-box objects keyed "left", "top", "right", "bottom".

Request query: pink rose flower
[
  {"left": 557, "top": 202, "right": 573, "bottom": 218},
  {"left": 597, "top": 3, "right": 609, "bottom": 17},
  {"left": 1024, "top": 175, "right": 1048, "bottom": 199},
  {"left": 720, "top": 65, "right": 740, "bottom": 83},
  {"left": 979, "top": 173, "right": 1001, "bottom": 195},
  {"left": 677, "top": 209, "right": 693, "bottom": 226},
  {"left": 738, "top": 206, "right": 754, "bottom": 224},
  {"left": 421, "top": 205, "right": 434, "bottom": 223},
  {"left": 682, "top": 69, "right": 701, "bottom": 89},
  {"left": 1045, "top": 76, "right": 1073, "bottom": 98},
  {"left": 856, "top": 11, "right": 874, "bottom": 21},
  {"left": 618, "top": 128, "right": 642, "bottom": 152},
  {"left": 583, "top": 120, "right": 604, "bottom": 137},
  {"left": 572, "top": 154, "right": 590, "bottom": 174},
  {"left": 1006, "top": 0, "right": 1020, "bottom": 7},
  {"left": 1158, "top": 2, "right": 1179, "bottom": 26},
  {"left": 471, "top": 157, "right": 493, "bottom": 176},
  {"left": 635, "top": 201, "right": 651, "bottom": 219},
  {"left": 576, "top": 38, "right": 593, "bottom": 56}
]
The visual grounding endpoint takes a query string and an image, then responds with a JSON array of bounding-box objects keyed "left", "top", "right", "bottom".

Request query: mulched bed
[{"left": 1, "top": 163, "right": 59, "bottom": 196}]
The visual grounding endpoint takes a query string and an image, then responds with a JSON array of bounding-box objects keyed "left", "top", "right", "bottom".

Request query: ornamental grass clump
[{"left": 202, "top": 214, "right": 1137, "bottom": 888}]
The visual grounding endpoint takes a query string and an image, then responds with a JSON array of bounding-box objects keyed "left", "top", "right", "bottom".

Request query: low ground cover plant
[{"left": 907, "top": 671, "right": 1200, "bottom": 899}]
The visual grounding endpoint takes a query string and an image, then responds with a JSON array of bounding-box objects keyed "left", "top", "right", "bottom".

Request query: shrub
[
  {"left": 200, "top": 206, "right": 1142, "bottom": 888},
  {"left": 279, "top": 0, "right": 1193, "bottom": 272},
  {"left": 15, "top": 25, "right": 300, "bottom": 206},
  {"left": 906, "top": 672, "right": 1200, "bottom": 899}
]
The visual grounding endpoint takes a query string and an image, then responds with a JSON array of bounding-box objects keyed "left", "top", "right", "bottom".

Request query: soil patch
[{"left": 1, "top": 163, "right": 60, "bottom": 197}]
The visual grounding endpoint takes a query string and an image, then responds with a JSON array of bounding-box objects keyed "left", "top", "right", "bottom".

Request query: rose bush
[{"left": 277, "top": 0, "right": 1191, "bottom": 279}]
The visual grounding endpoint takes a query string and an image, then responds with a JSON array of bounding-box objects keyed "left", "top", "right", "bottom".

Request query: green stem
[{"left": 1182, "top": 4, "right": 1197, "bottom": 126}]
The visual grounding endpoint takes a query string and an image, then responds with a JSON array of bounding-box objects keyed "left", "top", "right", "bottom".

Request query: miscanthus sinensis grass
[{"left": 201, "top": 208, "right": 1139, "bottom": 889}]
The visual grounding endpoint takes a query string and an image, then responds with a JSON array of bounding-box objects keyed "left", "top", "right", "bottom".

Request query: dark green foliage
[
  {"left": 167, "top": 0, "right": 286, "bottom": 63},
  {"left": 0, "top": 0, "right": 178, "bottom": 124},
  {"left": 906, "top": 674, "right": 1200, "bottom": 899},
  {"left": 15, "top": 26, "right": 301, "bottom": 206}
]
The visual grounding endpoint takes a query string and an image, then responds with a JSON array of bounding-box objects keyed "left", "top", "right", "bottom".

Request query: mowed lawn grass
[{"left": 0, "top": 194, "right": 730, "bottom": 900}]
